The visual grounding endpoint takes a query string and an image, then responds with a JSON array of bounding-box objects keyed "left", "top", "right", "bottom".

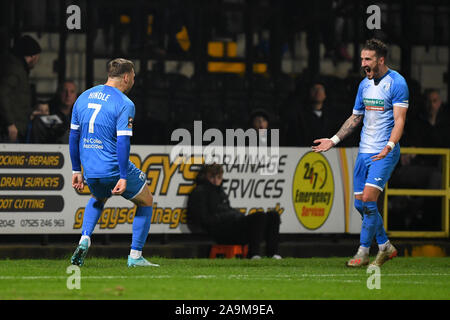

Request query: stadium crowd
[{"left": 1, "top": 36, "right": 449, "bottom": 148}]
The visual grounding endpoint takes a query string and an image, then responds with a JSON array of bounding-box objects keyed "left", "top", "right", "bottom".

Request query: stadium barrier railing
[{"left": 384, "top": 147, "right": 450, "bottom": 238}]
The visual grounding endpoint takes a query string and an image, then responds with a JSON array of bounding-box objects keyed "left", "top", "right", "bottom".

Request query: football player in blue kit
[
  {"left": 312, "top": 39, "right": 409, "bottom": 267},
  {"left": 69, "top": 58, "right": 158, "bottom": 267}
]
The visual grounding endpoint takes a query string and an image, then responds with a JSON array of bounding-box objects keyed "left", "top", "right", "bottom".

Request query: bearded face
[{"left": 361, "top": 50, "right": 384, "bottom": 80}]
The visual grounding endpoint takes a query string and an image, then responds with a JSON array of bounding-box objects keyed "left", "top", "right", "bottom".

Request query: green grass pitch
[{"left": 0, "top": 257, "right": 449, "bottom": 300}]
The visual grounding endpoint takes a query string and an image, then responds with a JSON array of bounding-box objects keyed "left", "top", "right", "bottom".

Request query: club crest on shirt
[
  {"left": 383, "top": 82, "right": 390, "bottom": 91},
  {"left": 128, "top": 117, "right": 133, "bottom": 128}
]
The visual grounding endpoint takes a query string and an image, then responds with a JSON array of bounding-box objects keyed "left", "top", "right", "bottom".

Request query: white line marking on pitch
[
  {"left": 0, "top": 275, "right": 171, "bottom": 280},
  {"left": 271, "top": 273, "right": 450, "bottom": 277},
  {"left": 0, "top": 273, "right": 449, "bottom": 281}
]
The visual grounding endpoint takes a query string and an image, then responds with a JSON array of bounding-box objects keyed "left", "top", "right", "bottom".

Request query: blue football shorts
[
  {"left": 353, "top": 144, "right": 400, "bottom": 194},
  {"left": 85, "top": 162, "right": 147, "bottom": 200}
]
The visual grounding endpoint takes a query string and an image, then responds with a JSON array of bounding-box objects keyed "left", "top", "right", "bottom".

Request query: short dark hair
[
  {"left": 204, "top": 163, "right": 224, "bottom": 177},
  {"left": 424, "top": 88, "right": 440, "bottom": 97},
  {"left": 57, "top": 80, "right": 77, "bottom": 94},
  {"left": 362, "top": 38, "right": 388, "bottom": 59},
  {"left": 310, "top": 81, "right": 326, "bottom": 91},
  {"left": 107, "top": 58, "right": 134, "bottom": 78},
  {"left": 250, "top": 108, "right": 270, "bottom": 123},
  {"left": 195, "top": 163, "right": 224, "bottom": 184}
]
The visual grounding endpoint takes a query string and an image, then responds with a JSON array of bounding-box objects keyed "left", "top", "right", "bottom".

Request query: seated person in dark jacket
[{"left": 187, "top": 163, "right": 281, "bottom": 259}]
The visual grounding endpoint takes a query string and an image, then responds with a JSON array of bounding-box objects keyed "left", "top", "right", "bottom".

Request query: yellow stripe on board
[{"left": 338, "top": 149, "right": 350, "bottom": 233}]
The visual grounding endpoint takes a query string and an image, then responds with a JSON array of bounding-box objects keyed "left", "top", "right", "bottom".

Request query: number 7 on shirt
[{"left": 88, "top": 103, "right": 102, "bottom": 133}]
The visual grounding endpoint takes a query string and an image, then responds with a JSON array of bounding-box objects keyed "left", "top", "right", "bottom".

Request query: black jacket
[
  {"left": 403, "top": 106, "right": 450, "bottom": 149},
  {"left": 401, "top": 106, "right": 450, "bottom": 167},
  {"left": 0, "top": 53, "right": 33, "bottom": 139},
  {"left": 282, "top": 95, "right": 352, "bottom": 147},
  {"left": 187, "top": 179, "right": 242, "bottom": 234}
]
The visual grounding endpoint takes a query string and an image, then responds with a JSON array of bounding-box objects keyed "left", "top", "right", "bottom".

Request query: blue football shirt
[
  {"left": 353, "top": 69, "right": 409, "bottom": 153},
  {"left": 70, "top": 85, "right": 135, "bottom": 178}
]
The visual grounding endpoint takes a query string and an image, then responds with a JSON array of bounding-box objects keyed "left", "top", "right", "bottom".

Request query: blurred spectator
[
  {"left": 321, "top": 0, "right": 352, "bottom": 63},
  {"left": 391, "top": 89, "right": 450, "bottom": 190},
  {"left": 0, "top": 35, "right": 41, "bottom": 142},
  {"left": 187, "top": 163, "right": 281, "bottom": 259},
  {"left": 389, "top": 89, "right": 449, "bottom": 231},
  {"left": 51, "top": 80, "right": 77, "bottom": 142},
  {"left": 25, "top": 101, "right": 49, "bottom": 142},
  {"left": 30, "top": 81, "right": 77, "bottom": 143},
  {"left": 50, "top": 81, "right": 78, "bottom": 116},
  {"left": 251, "top": 109, "right": 269, "bottom": 131},
  {"left": 282, "top": 82, "right": 342, "bottom": 147},
  {"left": 302, "top": 1, "right": 351, "bottom": 64},
  {"left": 249, "top": 108, "right": 273, "bottom": 147},
  {"left": 30, "top": 101, "right": 50, "bottom": 120},
  {"left": 403, "top": 89, "right": 450, "bottom": 149}
]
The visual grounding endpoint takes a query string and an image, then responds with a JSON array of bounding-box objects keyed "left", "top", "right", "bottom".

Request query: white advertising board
[{"left": 0, "top": 144, "right": 361, "bottom": 234}]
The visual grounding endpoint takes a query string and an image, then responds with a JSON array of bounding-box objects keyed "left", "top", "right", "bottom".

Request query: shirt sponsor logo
[
  {"left": 82, "top": 138, "right": 103, "bottom": 149},
  {"left": 364, "top": 98, "right": 385, "bottom": 111},
  {"left": 365, "top": 106, "right": 385, "bottom": 111}
]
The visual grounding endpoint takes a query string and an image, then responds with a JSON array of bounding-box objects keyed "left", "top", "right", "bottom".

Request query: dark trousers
[{"left": 210, "top": 211, "right": 281, "bottom": 257}]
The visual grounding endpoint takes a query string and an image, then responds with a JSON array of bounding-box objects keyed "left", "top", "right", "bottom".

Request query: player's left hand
[
  {"left": 371, "top": 146, "right": 391, "bottom": 161},
  {"left": 72, "top": 173, "right": 84, "bottom": 190},
  {"left": 112, "top": 178, "right": 127, "bottom": 195}
]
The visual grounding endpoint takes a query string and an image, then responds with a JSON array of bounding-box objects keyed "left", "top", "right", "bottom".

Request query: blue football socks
[
  {"left": 360, "top": 201, "right": 379, "bottom": 248},
  {"left": 354, "top": 199, "right": 364, "bottom": 219},
  {"left": 131, "top": 206, "right": 153, "bottom": 251},
  {"left": 375, "top": 211, "right": 389, "bottom": 246},
  {"left": 355, "top": 199, "right": 389, "bottom": 248},
  {"left": 81, "top": 197, "right": 105, "bottom": 237}
]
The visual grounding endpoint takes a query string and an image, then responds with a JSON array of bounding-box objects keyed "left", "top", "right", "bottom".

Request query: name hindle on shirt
[{"left": 88, "top": 91, "right": 110, "bottom": 101}]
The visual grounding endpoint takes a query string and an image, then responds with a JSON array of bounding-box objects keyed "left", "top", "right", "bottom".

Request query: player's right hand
[
  {"left": 311, "top": 138, "right": 334, "bottom": 153},
  {"left": 72, "top": 173, "right": 84, "bottom": 190},
  {"left": 112, "top": 178, "right": 127, "bottom": 195}
]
